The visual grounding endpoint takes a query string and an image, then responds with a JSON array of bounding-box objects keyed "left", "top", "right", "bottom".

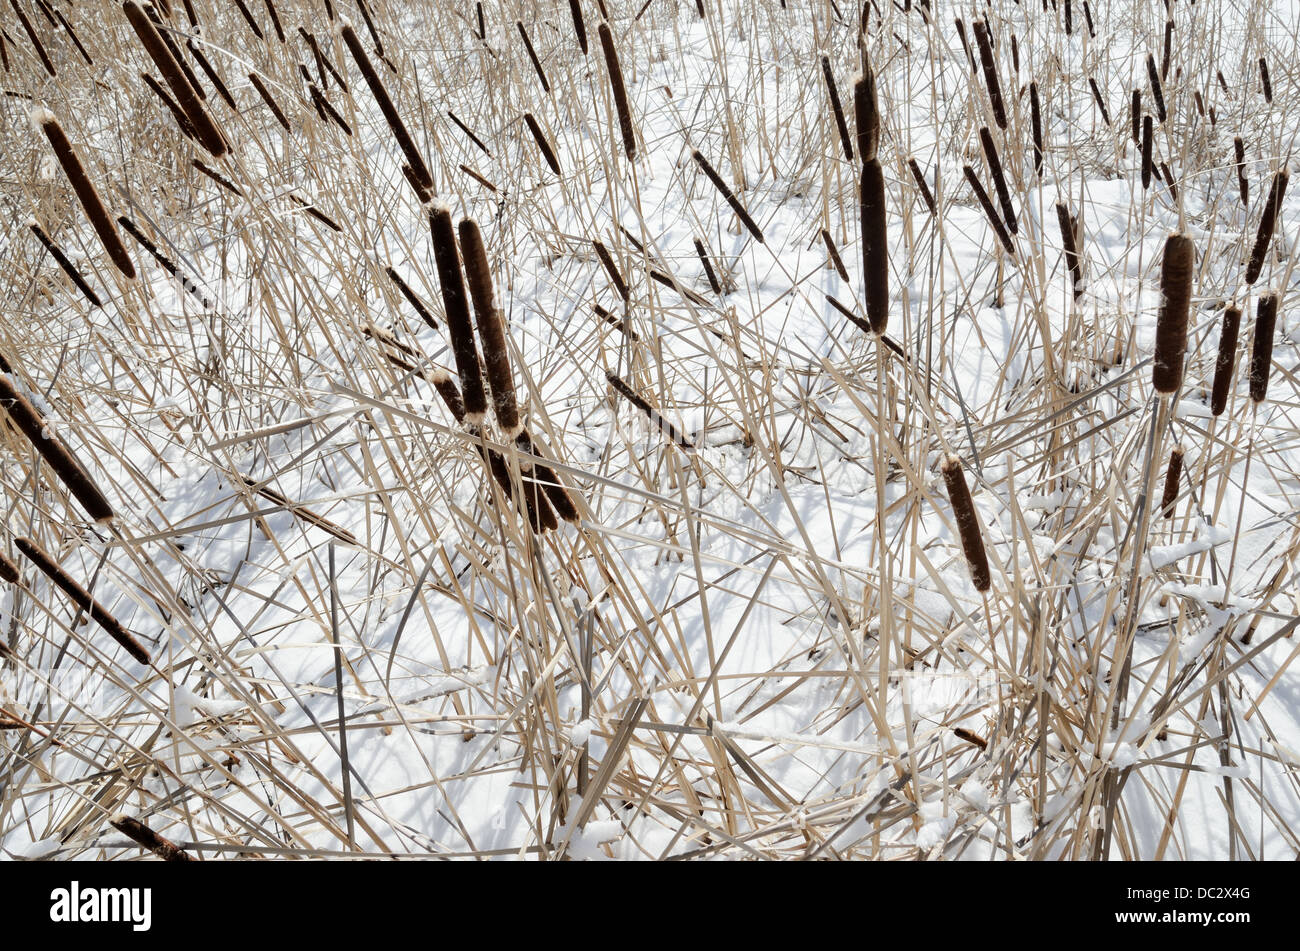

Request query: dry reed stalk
[
  {"left": 569, "top": 0, "right": 588, "bottom": 54},
  {"left": 517, "top": 21, "right": 550, "bottom": 93},
  {"left": 693, "top": 238, "right": 722, "bottom": 294},
  {"left": 940, "top": 455, "right": 991, "bottom": 592},
  {"left": 1250, "top": 292, "right": 1277, "bottom": 403},
  {"left": 1160, "top": 447, "right": 1183, "bottom": 518},
  {"left": 972, "top": 19, "right": 1007, "bottom": 130},
  {"left": 447, "top": 110, "right": 491, "bottom": 156},
  {"left": 458, "top": 218, "right": 520, "bottom": 436},
  {"left": 853, "top": 68, "right": 880, "bottom": 162},
  {"left": 1055, "top": 202, "right": 1084, "bottom": 298},
  {"left": 187, "top": 39, "right": 238, "bottom": 111},
  {"left": 962, "top": 164, "right": 1015, "bottom": 255},
  {"left": 860, "top": 158, "right": 889, "bottom": 334},
  {"left": 262, "top": 0, "right": 285, "bottom": 43},
  {"left": 592, "top": 239, "right": 629, "bottom": 300},
  {"left": 1152, "top": 232, "right": 1194, "bottom": 394},
  {"left": 385, "top": 266, "right": 438, "bottom": 329},
  {"left": 1141, "top": 114, "right": 1153, "bottom": 189},
  {"left": 231, "top": 0, "right": 264, "bottom": 38},
  {"left": 109, "top": 815, "right": 195, "bottom": 861},
  {"left": 341, "top": 22, "right": 433, "bottom": 200},
  {"left": 594, "top": 303, "right": 637, "bottom": 339},
  {"left": 428, "top": 203, "right": 488, "bottom": 423},
  {"left": 28, "top": 220, "right": 102, "bottom": 307},
  {"left": 822, "top": 55, "right": 853, "bottom": 162},
  {"left": 122, "top": 0, "right": 227, "bottom": 156},
  {"left": 1088, "top": 77, "right": 1111, "bottom": 126},
  {"left": 1234, "top": 137, "right": 1248, "bottom": 206},
  {"left": 606, "top": 372, "right": 696, "bottom": 452},
  {"left": 1030, "top": 82, "right": 1043, "bottom": 177},
  {"left": 979, "top": 127, "right": 1016, "bottom": 234},
  {"left": 907, "top": 158, "right": 936, "bottom": 216},
  {"left": 1210, "top": 305, "right": 1241, "bottom": 417},
  {"left": 1244, "top": 170, "right": 1288, "bottom": 285},
  {"left": 238, "top": 474, "right": 358, "bottom": 545},
  {"left": 9, "top": 0, "right": 54, "bottom": 76},
  {"left": 523, "top": 113, "right": 561, "bottom": 175},
  {"left": 14, "top": 537, "right": 149, "bottom": 664},
  {"left": 1259, "top": 58, "right": 1272, "bottom": 103},
  {"left": 597, "top": 23, "right": 637, "bottom": 161},
  {"left": 1131, "top": 90, "right": 1141, "bottom": 143},
  {"left": 692, "top": 150, "right": 764, "bottom": 243},
  {"left": 1146, "top": 53, "right": 1167, "bottom": 122},
  {"left": 32, "top": 109, "right": 135, "bottom": 278}
]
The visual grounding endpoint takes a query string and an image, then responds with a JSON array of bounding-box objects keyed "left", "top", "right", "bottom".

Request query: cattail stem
[
  {"left": 597, "top": 23, "right": 637, "bottom": 161},
  {"left": 979, "top": 127, "right": 1016, "bottom": 234},
  {"left": 1245, "top": 170, "right": 1288, "bottom": 285},
  {"left": 692, "top": 150, "right": 764, "bottom": 243},
  {"left": 962, "top": 164, "right": 1015, "bottom": 255},
  {"left": 523, "top": 112, "right": 561, "bottom": 175},
  {"left": 972, "top": 19, "right": 1007, "bottom": 130},
  {"left": 109, "top": 815, "right": 195, "bottom": 861},
  {"left": 1160, "top": 447, "right": 1183, "bottom": 518},
  {"left": 15, "top": 537, "right": 148, "bottom": 663},
  {"left": 1210, "top": 305, "right": 1241, "bottom": 417},
  {"left": 940, "top": 455, "right": 991, "bottom": 592},
  {"left": 428, "top": 204, "right": 488, "bottom": 423},
  {"left": 822, "top": 55, "right": 853, "bottom": 162},
  {"left": 28, "top": 220, "right": 102, "bottom": 307},
  {"left": 1249, "top": 292, "right": 1277, "bottom": 403},
  {"left": 860, "top": 158, "right": 889, "bottom": 334},
  {"left": 458, "top": 218, "right": 520, "bottom": 435},
  {"left": 1152, "top": 232, "right": 1194, "bottom": 394}
]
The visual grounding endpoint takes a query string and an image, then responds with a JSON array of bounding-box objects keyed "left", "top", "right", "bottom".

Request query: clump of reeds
[
  {"left": 1244, "top": 170, "right": 1288, "bottom": 285},
  {"left": 28, "top": 219, "right": 102, "bottom": 307},
  {"left": 692, "top": 149, "right": 764, "bottom": 243},
  {"left": 1152, "top": 232, "right": 1194, "bottom": 394},
  {"left": 597, "top": 23, "right": 637, "bottom": 161},
  {"left": 523, "top": 113, "right": 561, "bottom": 175},
  {"left": 458, "top": 218, "right": 521, "bottom": 436},
  {"left": 940, "top": 454, "right": 991, "bottom": 593},
  {"left": 1160, "top": 447, "right": 1183, "bottom": 518},
  {"left": 1250, "top": 292, "right": 1277, "bottom": 403},
  {"left": 1210, "top": 304, "right": 1241, "bottom": 417},
  {"left": 428, "top": 203, "right": 488, "bottom": 423},
  {"left": 14, "top": 536, "right": 150, "bottom": 665},
  {"left": 109, "top": 815, "right": 195, "bottom": 861},
  {"left": 971, "top": 19, "right": 1007, "bottom": 130},
  {"left": 32, "top": 108, "right": 135, "bottom": 279}
]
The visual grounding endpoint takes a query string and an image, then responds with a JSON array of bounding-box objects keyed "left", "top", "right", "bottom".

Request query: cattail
[
  {"left": 606, "top": 372, "right": 696, "bottom": 452},
  {"left": 1, "top": 31, "right": 9, "bottom": 73},
  {"left": 1064, "top": 0, "right": 1073, "bottom": 34},
  {"left": 694, "top": 238, "right": 722, "bottom": 294},
  {"left": 356, "top": 0, "right": 384, "bottom": 56},
  {"left": 1161, "top": 20, "right": 1173, "bottom": 80},
  {"left": 474, "top": 2, "right": 484, "bottom": 40},
  {"left": 972, "top": 19, "right": 1007, "bottom": 130},
  {"left": 341, "top": 22, "right": 433, "bottom": 200},
  {"left": 953, "top": 727, "right": 988, "bottom": 750},
  {"left": 54, "top": 10, "right": 91, "bottom": 66},
  {"left": 523, "top": 112, "right": 561, "bottom": 175},
  {"left": 188, "top": 39, "right": 238, "bottom": 111},
  {"left": 592, "top": 239, "right": 629, "bottom": 300},
  {"left": 517, "top": 21, "right": 550, "bottom": 93},
  {"left": 1160, "top": 162, "right": 1178, "bottom": 203},
  {"left": 953, "top": 18, "right": 978, "bottom": 73},
  {"left": 597, "top": 23, "right": 637, "bottom": 161},
  {"left": 940, "top": 455, "right": 991, "bottom": 593},
  {"left": 15, "top": 537, "right": 148, "bottom": 664},
  {"left": 1030, "top": 82, "right": 1043, "bottom": 177},
  {"left": 1055, "top": 202, "right": 1084, "bottom": 299},
  {"left": 1244, "top": 170, "right": 1288, "bottom": 285},
  {"left": 33, "top": 109, "right": 135, "bottom": 280},
  {"left": 1131, "top": 89, "right": 1141, "bottom": 144},
  {"left": 428, "top": 203, "right": 488, "bottom": 423},
  {"left": 459, "top": 163, "right": 497, "bottom": 192},
  {"left": 458, "top": 218, "right": 520, "bottom": 435},
  {"left": 262, "top": 0, "right": 285, "bottom": 42},
  {"left": 118, "top": 215, "right": 217, "bottom": 313},
  {"left": 692, "top": 150, "right": 764, "bottom": 243},
  {"left": 289, "top": 193, "right": 344, "bottom": 231},
  {"left": 860, "top": 158, "right": 889, "bottom": 335},
  {"left": 1146, "top": 53, "right": 1166, "bottom": 123},
  {"left": 1234, "top": 137, "right": 1248, "bottom": 206},
  {"left": 512, "top": 431, "right": 580, "bottom": 523},
  {"left": 447, "top": 111, "right": 491, "bottom": 157},
  {"left": 963, "top": 165, "right": 1015, "bottom": 255},
  {"left": 1259, "top": 58, "right": 1272, "bottom": 103},
  {"left": 143, "top": 2, "right": 207, "bottom": 102},
  {"left": 1088, "top": 77, "right": 1111, "bottom": 126},
  {"left": 9, "top": 0, "right": 54, "bottom": 76},
  {"left": 906, "top": 158, "right": 937, "bottom": 217},
  {"left": 822, "top": 55, "right": 853, "bottom": 162},
  {"left": 248, "top": 72, "right": 290, "bottom": 130},
  {"left": 1249, "top": 292, "right": 1277, "bottom": 403},
  {"left": 0, "top": 552, "right": 18, "bottom": 585},
  {"left": 569, "top": 0, "right": 588, "bottom": 54},
  {"left": 1082, "top": 0, "right": 1096, "bottom": 37},
  {"left": 1010, "top": 34, "right": 1019, "bottom": 74},
  {"left": 979, "top": 127, "right": 1016, "bottom": 235},
  {"left": 820, "top": 228, "right": 851, "bottom": 282},
  {"left": 142, "top": 72, "right": 199, "bottom": 142},
  {"left": 1210, "top": 304, "right": 1241, "bottom": 417},
  {"left": 231, "top": 0, "right": 264, "bottom": 38},
  {"left": 28, "top": 220, "right": 101, "bottom": 307},
  {"left": 1152, "top": 232, "right": 1194, "bottom": 394},
  {"left": 594, "top": 303, "right": 636, "bottom": 339},
  {"left": 1217, "top": 69, "right": 1229, "bottom": 94},
  {"left": 1141, "top": 114, "right": 1153, "bottom": 190},
  {"left": 122, "top": 1, "right": 227, "bottom": 157},
  {"left": 648, "top": 268, "right": 710, "bottom": 306},
  {"left": 309, "top": 83, "right": 352, "bottom": 136},
  {"left": 853, "top": 67, "right": 880, "bottom": 162},
  {"left": 1159, "top": 447, "right": 1183, "bottom": 518},
  {"left": 239, "top": 474, "right": 357, "bottom": 545},
  {"left": 1193, "top": 89, "right": 1205, "bottom": 118},
  {"left": 109, "top": 815, "right": 195, "bottom": 861}
]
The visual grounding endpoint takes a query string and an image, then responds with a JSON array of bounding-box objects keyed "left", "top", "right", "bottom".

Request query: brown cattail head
[
  {"left": 1160, "top": 446, "right": 1184, "bottom": 518},
  {"left": 0, "top": 551, "right": 19, "bottom": 584},
  {"left": 597, "top": 23, "right": 637, "bottom": 161},
  {"left": 1030, "top": 82, "right": 1043, "bottom": 177},
  {"left": 1055, "top": 202, "right": 1084, "bottom": 298},
  {"left": 522, "top": 112, "right": 561, "bottom": 175},
  {"left": 517, "top": 20, "right": 550, "bottom": 92},
  {"left": 29, "top": 219, "right": 102, "bottom": 307},
  {"left": 249, "top": 72, "right": 291, "bottom": 130},
  {"left": 822, "top": 55, "right": 853, "bottom": 162},
  {"left": 10, "top": 0, "right": 55, "bottom": 76},
  {"left": 109, "top": 815, "right": 195, "bottom": 861},
  {"left": 971, "top": 19, "right": 1007, "bottom": 130},
  {"left": 33, "top": 109, "right": 135, "bottom": 279},
  {"left": 428, "top": 204, "right": 488, "bottom": 423},
  {"left": 1141, "top": 114, "right": 1153, "bottom": 190},
  {"left": 1131, "top": 89, "right": 1141, "bottom": 143},
  {"left": 940, "top": 454, "right": 991, "bottom": 593},
  {"left": 592, "top": 239, "right": 629, "bottom": 300},
  {"left": 979, "top": 126, "right": 1016, "bottom": 235},
  {"left": 691, "top": 150, "right": 764, "bottom": 243},
  {"left": 1234, "top": 137, "right": 1248, "bottom": 206},
  {"left": 907, "top": 158, "right": 936, "bottom": 216},
  {"left": 1088, "top": 77, "right": 1111, "bottom": 126},
  {"left": 1259, "top": 57, "right": 1273, "bottom": 103},
  {"left": 963, "top": 164, "right": 1015, "bottom": 255},
  {"left": 1146, "top": 53, "right": 1167, "bottom": 123},
  {"left": 853, "top": 66, "right": 880, "bottom": 162},
  {"left": 1210, "top": 304, "right": 1241, "bottom": 417},
  {"left": 1245, "top": 170, "right": 1288, "bottom": 285},
  {"left": 0, "top": 372, "right": 114, "bottom": 523},
  {"left": 1250, "top": 291, "right": 1278, "bottom": 403},
  {"left": 458, "top": 218, "right": 521, "bottom": 436},
  {"left": 569, "top": 0, "right": 588, "bottom": 54},
  {"left": 1152, "top": 232, "right": 1194, "bottom": 394},
  {"left": 859, "top": 158, "right": 889, "bottom": 335}
]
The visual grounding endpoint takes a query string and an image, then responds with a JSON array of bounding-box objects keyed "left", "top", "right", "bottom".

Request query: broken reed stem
[
  {"left": 1160, "top": 447, "right": 1183, "bottom": 518},
  {"left": 341, "top": 22, "right": 433, "bottom": 200},
  {"left": 14, "top": 537, "right": 149, "bottom": 665},
  {"left": 569, "top": 0, "right": 588, "bottom": 54},
  {"left": 1030, "top": 82, "right": 1043, "bottom": 177},
  {"left": 694, "top": 238, "right": 723, "bottom": 294},
  {"left": 109, "top": 815, "right": 195, "bottom": 861},
  {"left": 517, "top": 21, "right": 550, "bottom": 93},
  {"left": 907, "top": 158, "right": 936, "bottom": 216},
  {"left": 962, "top": 164, "right": 1015, "bottom": 255},
  {"left": 940, "top": 455, "right": 991, "bottom": 592},
  {"left": 979, "top": 126, "right": 1016, "bottom": 234},
  {"left": 1244, "top": 170, "right": 1288, "bottom": 285},
  {"left": 853, "top": 66, "right": 879, "bottom": 162},
  {"left": 592, "top": 239, "right": 629, "bottom": 300},
  {"left": 428, "top": 204, "right": 488, "bottom": 423},
  {"left": 1055, "top": 202, "right": 1084, "bottom": 299},
  {"left": 692, "top": 150, "right": 764, "bottom": 243},
  {"left": 28, "top": 220, "right": 102, "bottom": 307},
  {"left": 458, "top": 217, "right": 520, "bottom": 435},
  {"left": 972, "top": 19, "right": 1007, "bottom": 130},
  {"left": 1152, "top": 232, "right": 1194, "bottom": 394},
  {"left": 1249, "top": 292, "right": 1277, "bottom": 403},
  {"left": 1210, "top": 304, "right": 1241, "bottom": 417},
  {"left": 523, "top": 113, "right": 561, "bottom": 175},
  {"left": 860, "top": 158, "right": 889, "bottom": 335},
  {"left": 9, "top": 0, "right": 54, "bottom": 76},
  {"left": 122, "top": 0, "right": 227, "bottom": 156},
  {"left": 33, "top": 109, "right": 135, "bottom": 279},
  {"left": 0, "top": 373, "right": 114, "bottom": 523},
  {"left": 822, "top": 55, "right": 853, "bottom": 162},
  {"left": 1146, "top": 53, "right": 1167, "bottom": 123},
  {"left": 605, "top": 372, "right": 696, "bottom": 452},
  {"left": 249, "top": 72, "right": 291, "bottom": 130},
  {"left": 597, "top": 23, "right": 637, "bottom": 161}
]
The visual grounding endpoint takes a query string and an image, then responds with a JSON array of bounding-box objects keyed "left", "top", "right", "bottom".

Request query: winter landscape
[{"left": 0, "top": 0, "right": 1298, "bottom": 861}]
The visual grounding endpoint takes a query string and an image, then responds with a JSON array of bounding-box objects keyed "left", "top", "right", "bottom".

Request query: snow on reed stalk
[
  {"left": 1245, "top": 170, "right": 1288, "bottom": 285},
  {"left": 1250, "top": 292, "right": 1278, "bottom": 403},
  {"left": 458, "top": 218, "right": 520, "bottom": 436},
  {"left": 428, "top": 203, "right": 488, "bottom": 423},
  {"left": 14, "top": 536, "right": 150, "bottom": 665},
  {"left": 33, "top": 109, "right": 135, "bottom": 279},
  {"left": 1160, "top": 447, "right": 1183, "bottom": 518},
  {"left": 692, "top": 150, "right": 764, "bottom": 243},
  {"left": 1152, "top": 233, "right": 1194, "bottom": 394},
  {"left": 979, "top": 126, "right": 1016, "bottom": 234},
  {"left": 122, "top": 0, "right": 227, "bottom": 157},
  {"left": 971, "top": 19, "right": 1006, "bottom": 130},
  {"left": 1210, "top": 305, "right": 1242, "bottom": 417},
  {"left": 28, "top": 220, "right": 101, "bottom": 307},
  {"left": 0, "top": 372, "right": 115, "bottom": 524},
  {"left": 940, "top": 455, "right": 991, "bottom": 593},
  {"left": 523, "top": 113, "right": 562, "bottom": 174},
  {"left": 855, "top": 68, "right": 887, "bottom": 334},
  {"left": 109, "top": 815, "right": 195, "bottom": 861},
  {"left": 598, "top": 23, "right": 637, "bottom": 161}
]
